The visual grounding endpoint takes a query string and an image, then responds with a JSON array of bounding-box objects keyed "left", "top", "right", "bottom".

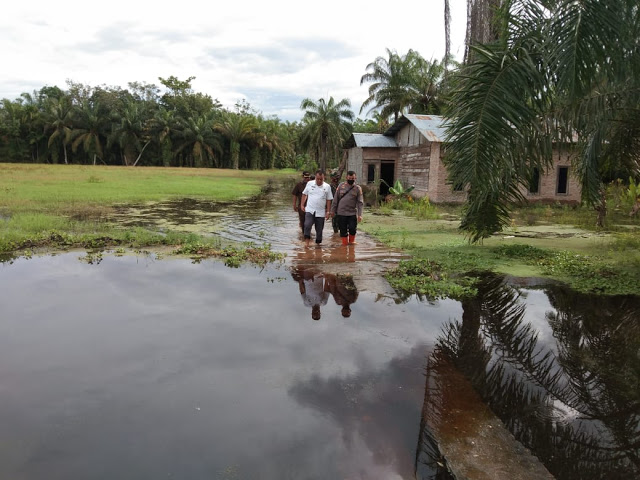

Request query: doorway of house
[{"left": 380, "top": 162, "right": 395, "bottom": 197}]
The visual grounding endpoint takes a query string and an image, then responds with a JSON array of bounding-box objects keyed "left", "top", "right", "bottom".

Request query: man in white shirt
[{"left": 301, "top": 169, "right": 333, "bottom": 247}]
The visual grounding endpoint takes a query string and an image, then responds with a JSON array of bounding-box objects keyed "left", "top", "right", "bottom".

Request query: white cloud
[{"left": 1, "top": 0, "right": 467, "bottom": 121}]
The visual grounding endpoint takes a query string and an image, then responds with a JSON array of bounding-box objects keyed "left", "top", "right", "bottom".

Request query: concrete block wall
[
  {"left": 523, "top": 149, "right": 581, "bottom": 203},
  {"left": 427, "top": 144, "right": 467, "bottom": 203}
]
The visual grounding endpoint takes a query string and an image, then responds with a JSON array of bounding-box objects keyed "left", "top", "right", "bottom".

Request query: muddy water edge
[{"left": 0, "top": 189, "right": 638, "bottom": 479}]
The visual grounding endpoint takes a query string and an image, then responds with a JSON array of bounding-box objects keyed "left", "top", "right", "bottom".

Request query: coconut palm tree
[
  {"left": 443, "top": 0, "right": 640, "bottom": 241},
  {"left": 299, "top": 96, "right": 354, "bottom": 172},
  {"left": 214, "top": 112, "right": 258, "bottom": 169}
]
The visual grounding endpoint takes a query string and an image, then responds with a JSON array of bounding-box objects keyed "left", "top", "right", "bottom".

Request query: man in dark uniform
[
  {"left": 292, "top": 171, "right": 310, "bottom": 233},
  {"left": 330, "top": 170, "right": 364, "bottom": 246}
]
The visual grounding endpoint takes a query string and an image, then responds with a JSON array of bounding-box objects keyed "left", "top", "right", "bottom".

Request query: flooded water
[{"left": 1, "top": 191, "right": 639, "bottom": 479}]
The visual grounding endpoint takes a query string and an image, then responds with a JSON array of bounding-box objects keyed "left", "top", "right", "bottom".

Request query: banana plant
[{"left": 382, "top": 179, "right": 415, "bottom": 198}]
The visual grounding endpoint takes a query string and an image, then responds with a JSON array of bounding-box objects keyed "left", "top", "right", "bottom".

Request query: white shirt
[{"left": 302, "top": 181, "right": 333, "bottom": 217}]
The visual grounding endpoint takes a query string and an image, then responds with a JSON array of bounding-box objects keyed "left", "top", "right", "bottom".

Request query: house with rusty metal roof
[{"left": 344, "top": 114, "right": 581, "bottom": 204}]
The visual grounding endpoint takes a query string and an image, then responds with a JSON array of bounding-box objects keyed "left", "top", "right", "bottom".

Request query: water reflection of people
[
  {"left": 326, "top": 273, "right": 359, "bottom": 317},
  {"left": 291, "top": 268, "right": 360, "bottom": 320},
  {"left": 291, "top": 266, "right": 330, "bottom": 320}
]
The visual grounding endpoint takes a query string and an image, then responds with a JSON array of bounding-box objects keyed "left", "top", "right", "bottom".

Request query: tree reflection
[{"left": 428, "top": 274, "right": 640, "bottom": 479}]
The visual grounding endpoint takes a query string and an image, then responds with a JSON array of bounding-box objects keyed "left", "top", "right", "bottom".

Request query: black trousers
[
  {"left": 337, "top": 215, "right": 357, "bottom": 237},
  {"left": 303, "top": 213, "right": 326, "bottom": 243}
]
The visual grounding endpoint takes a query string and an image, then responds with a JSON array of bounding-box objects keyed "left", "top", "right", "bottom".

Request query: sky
[{"left": 1, "top": 1, "right": 467, "bottom": 122}]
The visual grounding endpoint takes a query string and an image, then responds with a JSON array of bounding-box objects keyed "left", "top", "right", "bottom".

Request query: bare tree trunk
[
  {"left": 464, "top": 0, "right": 503, "bottom": 63},
  {"left": 320, "top": 137, "right": 328, "bottom": 172},
  {"left": 63, "top": 144, "right": 68, "bottom": 164},
  {"left": 336, "top": 150, "right": 348, "bottom": 180},
  {"left": 595, "top": 187, "right": 607, "bottom": 228},
  {"left": 444, "top": 0, "right": 451, "bottom": 72},
  {"left": 132, "top": 141, "right": 151, "bottom": 167}
]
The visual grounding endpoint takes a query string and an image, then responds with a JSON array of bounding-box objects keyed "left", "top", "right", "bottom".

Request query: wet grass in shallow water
[{"left": 173, "top": 242, "right": 286, "bottom": 267}]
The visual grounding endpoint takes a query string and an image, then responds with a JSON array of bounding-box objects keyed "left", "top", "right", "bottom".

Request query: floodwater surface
[{"left": 1, "top": 191, "right": 639, "bottom": 479}]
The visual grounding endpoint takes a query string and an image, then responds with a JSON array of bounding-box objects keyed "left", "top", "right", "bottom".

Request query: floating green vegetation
[
  {"left": 173, "top": 242, "right": 285, "bottom": 268},
  {"left": 493, "top": 243, "right": 640, "bottom": 295},
  {"left": 385, "top": 258, "right": 479, "bottom": 300}
]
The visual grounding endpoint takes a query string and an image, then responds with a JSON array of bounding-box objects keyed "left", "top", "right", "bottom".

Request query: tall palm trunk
[
  {"left": 250, "top": 149, "right": 260, "bottom": 170},
  {"left": 319, "top": 136, "right": 328, "bottom": 172},
  {"left": 595, "top": 186, "right": 607, "bottom": 228},
  {"left": 231, "top": 141, "right": 240, "bottom": 169},
  {"left": 444, "top": 0, "right": 451, "bottom": 72}
]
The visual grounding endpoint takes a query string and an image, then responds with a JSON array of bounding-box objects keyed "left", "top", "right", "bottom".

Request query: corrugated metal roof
[
  {"left": 383, "top": 114, "right": 447, "bottom": 142},
  {"left": 346, "top": 133, "right": 398, "bottom": 148}
]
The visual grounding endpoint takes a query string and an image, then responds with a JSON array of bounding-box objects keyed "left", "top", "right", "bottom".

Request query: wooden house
[{"left": 344, "top": 114, "right": 581, "bottom": 204}]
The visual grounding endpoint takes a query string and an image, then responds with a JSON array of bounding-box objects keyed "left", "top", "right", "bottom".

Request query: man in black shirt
[{"left": 291, "top": 171, "right": 310, "bottom": 233}]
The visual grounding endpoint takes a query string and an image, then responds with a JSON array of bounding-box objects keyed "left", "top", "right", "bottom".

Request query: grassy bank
[
  {"left": 361, "top": 199, "right": 640, "bottom": 296},
  {"left": 0, "top": 163, "right": 294, "bottom": 255}
]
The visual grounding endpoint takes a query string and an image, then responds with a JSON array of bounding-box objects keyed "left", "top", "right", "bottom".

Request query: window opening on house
[
  {"left": 529, "top": 167, "right": 540, "bottom": 194},
  {"left": 557, "top": 166, "right": 568, "bottom": 194},
  {"left": 367, "top": 164, "right": 376, "bottom": 183}
]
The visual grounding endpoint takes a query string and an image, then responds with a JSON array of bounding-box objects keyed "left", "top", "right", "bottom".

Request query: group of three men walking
[{"left": 292, "top": 169, "right": 364, "bottom": 248}]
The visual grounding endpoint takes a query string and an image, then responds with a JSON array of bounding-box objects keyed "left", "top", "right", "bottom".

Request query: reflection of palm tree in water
[
  {"left": 418, "top": 274, "right": 640, "bottom": 478},
  {"left": 290, "top": 267, "right": 360, "bottom": 320}
]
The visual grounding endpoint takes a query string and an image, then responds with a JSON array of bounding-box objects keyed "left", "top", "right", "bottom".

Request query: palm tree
[
  {"left": 214, "top": 112, "right": 258, "bottom": 169},
  {"left": 264, "top": 119, "right": 295, "bottom": 169},
  {"left": 44, "top": 97, "right": 73, "bottom": 164},
  {"left": 148, "top": 108, "right": 178, "bottom": 167},
  {"left": 299, "top": 96, "right": 354, "bottom": 172},
  {"left": 109, "top": 103, "right": 151, "bottom": 166},
  {"left": 174, "top": 113, "right": 222, "bottom": 168},
  {"left": 361, "top": 49, "right": 445, "bottom": 120},
  {"left": 69, "top": 102, "right": 109, "bottom": 165},
  {"left": 360, "top": 49, "right": 409, "bottom": 122},
  {"left": 404, "top": 52, "right": 445, "bottom": 114},
  {"left": 443, "top": 0, "right": 640, "bottom": 241},
  {"left": 0, "top": 99, "right": 30, "bottom": 161}
]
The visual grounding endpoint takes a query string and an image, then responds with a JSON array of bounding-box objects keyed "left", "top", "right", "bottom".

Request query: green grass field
[
  {"left": 361, "top": 201, "right": 640, "bottom": 296},
  {"left": 0, "top": 163, "right": 295, "bottom": 254}
]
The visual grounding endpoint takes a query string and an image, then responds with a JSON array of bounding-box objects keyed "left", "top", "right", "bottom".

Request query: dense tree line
[
  {"left": 0, "top": 76, "right": 302, "bottom": 169},
  {"left": 1, "top": 46, "right": 450, "bottom": 171}
]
